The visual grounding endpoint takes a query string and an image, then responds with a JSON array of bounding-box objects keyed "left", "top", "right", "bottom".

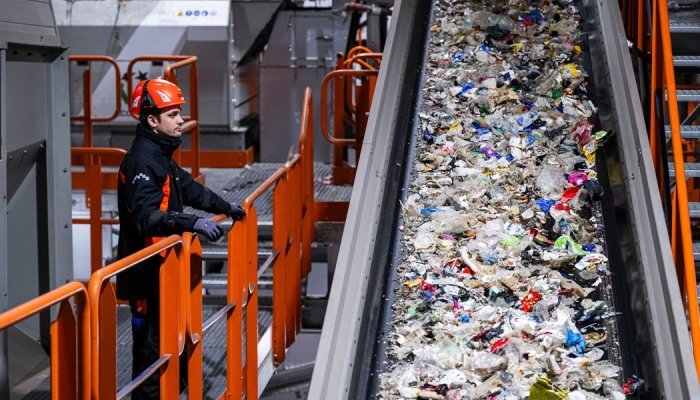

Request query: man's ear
[{"left": 147, "top": 114, "right": 158, "bottom": 129}]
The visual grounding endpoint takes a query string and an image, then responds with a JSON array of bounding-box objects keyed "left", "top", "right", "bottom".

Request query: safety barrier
[
  {"left": 71, "top": 147, "right": 127, "bottom": 273},
  {"left": 88, "top": 236, "right": 182, "bottom": 399},
  {"left": 220, "top": 87, "right": 315, "bottom": 400},
  {"left": 1, "top": 87, "right": 317, "bottom": 399},
  {"left": 0, "top": 282, "right": 90, "bottom": 400},
  {"left": 621, "top": 0, "right": 700, "bottom": 379},
  {"left": 321, "top": 47, "right": 381, "bottom": 184},
  {"left": 69, "top": 56, "right": 122, "bottom": 148}
]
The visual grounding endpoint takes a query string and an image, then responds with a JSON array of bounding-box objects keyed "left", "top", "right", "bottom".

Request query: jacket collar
[{"left": 136, "top": 123, "right": 182, "bottom": 157}]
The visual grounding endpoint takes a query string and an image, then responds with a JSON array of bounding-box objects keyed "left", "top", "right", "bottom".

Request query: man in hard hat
[{"left": 117, "top": 78, "right": 246, "bottom": 399}]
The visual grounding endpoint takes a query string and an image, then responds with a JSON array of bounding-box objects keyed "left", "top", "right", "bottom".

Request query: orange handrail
[
  {"left": 648, "top": 0, "right": 700, "bottom": 377},
  {"left": 68, "top": 56, "right": 122, "bottom": 147},
  {"left": 0, "top": 282, "right": 90, "bottom": 400},
  {"left": 298, "top": 88, "right": 316, "bottom": 275},
  {"left": 343, "top": 52, "right": 382, "bottom": 71},
  {"left": 88, "top": 235, "right": 183, "bottom": 399},
  {"left": 71, "top": 147, "right": 127, "bottom": 273},
  {"left": 181, "top": 231, "right": 205, "bottom": 400},
  {"left": 2, "top": 89, "right": 318, "bottom": 400},
  {"left": 126, "top": 55, "right": 202, "bottom": 179},
  {"left": 222, "top": 88, "right": 315, "bottom": 400},
  {"left": 342, "top": 52, "right": 382, "bottom": 114},
  {"left": 320, "top": 69, "right": 379, "bottom": 147},
  {"left": 347, "top": 45, "right": 374, "bottom": 60}
]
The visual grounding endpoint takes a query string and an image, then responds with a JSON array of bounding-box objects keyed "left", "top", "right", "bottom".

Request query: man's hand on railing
[
  {"left": 193, "top": 218, "right": 225, "bottom": 241},
  {"left": 228, "top": 202, "right": 247, "bottom": 221}
]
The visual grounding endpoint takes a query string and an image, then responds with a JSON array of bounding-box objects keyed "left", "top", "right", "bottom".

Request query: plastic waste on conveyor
[
  {"left": 377, "top": 1, "right": 632, "bottom": 398},
  {"left": 308, "top": 0, "right": 700, "bottom": 399}
]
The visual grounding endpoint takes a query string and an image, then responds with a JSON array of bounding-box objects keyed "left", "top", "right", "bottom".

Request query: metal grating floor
[
  {"left": 186, "top": 163, "right": 353, "bottom": 223},
  {"left": 22, "top": 305, "right": 273, "bottom": 400},
  {"left": 669, "top": 7, "right": 700, "bottom": 33}
]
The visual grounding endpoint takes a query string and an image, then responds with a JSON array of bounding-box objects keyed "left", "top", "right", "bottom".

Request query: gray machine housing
[
  {"left": 54, "top": 0, "right": 350, "bottom": 163},
  {"left": 0, "top": 0, "right": 73, "bottom": 397}
]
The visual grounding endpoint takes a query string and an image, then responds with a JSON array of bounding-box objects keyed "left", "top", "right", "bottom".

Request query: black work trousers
[{"left": 129, "top": 297, "right": 187, "bottom": 399}]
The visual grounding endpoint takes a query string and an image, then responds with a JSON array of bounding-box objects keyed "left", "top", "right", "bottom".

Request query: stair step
[
  {"left": 694, "top": 242, "right": 700, "bottom": 261},
  {"left": 668, "top": 162, "right": 700, "bottom": 178},
  {"left": 674, "top": 55, "right": 700, "bottom": 67},
  {"left": 202, "top": 246, "right": 228, "bottom": 260},
  {"left": 690, "top": 202, "right": 700, "bottom": 218},
  {"left": 664, "top": 89, "right": 700, "bottom": 102},
  {"left": 670, "top": 8, "right": 700, "bottom": 33},
  {"left": 202, "top": 245, "right": 273, "bottom": 261},
  {"left": 677, "top": 89, "right": 700, "bottom": 102},
  {"left": 665, "top": 125, "right": 700, "bottom": 139}
]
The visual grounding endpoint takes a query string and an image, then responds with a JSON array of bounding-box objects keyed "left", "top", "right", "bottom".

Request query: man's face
[{"left": 148, "top": 106, "right": 184, "bottom": 138}]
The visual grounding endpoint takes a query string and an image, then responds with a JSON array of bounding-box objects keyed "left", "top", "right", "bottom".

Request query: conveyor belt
[{"left": 309, "top": 0, "right": 700, "bottom": 399}]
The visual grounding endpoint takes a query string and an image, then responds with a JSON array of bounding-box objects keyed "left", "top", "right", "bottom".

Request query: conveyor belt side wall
[
  {"left": 581, "top": 0, "right": 699, "bottom": 397},
  {"left": 308, "top": 1, "right": 433, "bottom": 399}
]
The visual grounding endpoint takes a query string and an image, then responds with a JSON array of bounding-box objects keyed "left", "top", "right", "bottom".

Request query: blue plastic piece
[{"left": 536, "top": 199, "right": 557, "bottom": 212}]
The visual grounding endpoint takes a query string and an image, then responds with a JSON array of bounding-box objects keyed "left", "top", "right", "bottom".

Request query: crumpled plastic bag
[{"left": 529, "top": 376, "right": 568, "bottom": 400}]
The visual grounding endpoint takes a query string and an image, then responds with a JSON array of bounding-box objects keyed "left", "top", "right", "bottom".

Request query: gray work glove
[
  {"left": 228, "top": 202, "right": 247, "bottom": 221},
  {"left": 193, "top": 218, "right": 225, "bottom": 241}
]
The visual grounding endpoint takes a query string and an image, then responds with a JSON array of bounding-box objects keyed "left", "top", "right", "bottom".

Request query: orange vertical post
[
  {"left": 245, "top": 206, "right": 260, "bottom": 400},
  {"left": 51, "top": 301, "right": 78, "bottom": 400},
  {"left": 272, "top": 179, "right": 289, "bottom": 365},
  {"left": 158, "top": 250, "right": 181, "bottom": 399},
  {"left": 333, "top": 57, "right": 347, "bottom": 174},
  {"left": 0, "top": 282, "right": 90, "bottom": 400},
  {"left": 87, "top": 154, "right": 103, "bottom": 273},
  {"left": 299, "top": 89, "right": 315, "bottom": 277},
  {"left": 282, "top": 171, "right": 296, "bottom": 348},
  {"left": 227, "top": 221, "right": 245, "bottom": 398},
  {"left": 182, "top": 233, "right": 204, "bottom": 400},
  {"left": 290, "top": 162, "right": 303, "bottom": 336},
  {"left": 94, "top": 281, "right": 117, "bottom": 399},
  {"left": 82, "top": 67, "right": 93, "bottom": 148}
]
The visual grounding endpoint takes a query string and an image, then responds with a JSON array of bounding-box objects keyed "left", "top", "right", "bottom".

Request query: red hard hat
[{"left": 130, "top": 79, "right": 186, "bottom": 118}]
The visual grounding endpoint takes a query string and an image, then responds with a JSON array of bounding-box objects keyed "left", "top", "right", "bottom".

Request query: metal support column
[{"left": 0, "top": 46, "right": 9, "bottom": 400}]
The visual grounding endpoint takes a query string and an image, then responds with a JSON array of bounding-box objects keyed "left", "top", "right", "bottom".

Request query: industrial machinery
[{"left": 1, "top": 0, "right": 700, "bottom": 399}]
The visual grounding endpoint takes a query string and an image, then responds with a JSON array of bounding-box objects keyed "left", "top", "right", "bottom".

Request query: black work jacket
[{"left": 116, "top": 124, "right": 230, "bottom": 300}]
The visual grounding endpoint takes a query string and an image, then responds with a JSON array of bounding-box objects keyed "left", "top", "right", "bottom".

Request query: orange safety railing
[
  {"left": 0, "top": 282, "right": 90, "bottom": 400},
  {"left": 88, "top": 235, "right": 184, "bottom": 399},
  {"left": 181, "top": 231, "right": 205, "bottom": 400},
  {"left": 343, "top": 51, "right": 382, "bottom": 114},
  {"left": 223, "top": 88, "right": 315, "bottom": 400},
  {"left": 653, "top": 0, "right": 700, "bottom": 378},
  {"left": 321, "top": 56, "right": 379, "bottom": 184},
  {"left": 127, "top": 56, "right": 203, "bottom": 179},
  {"left": 71, "top": 147, "right": 127, "bottom": 273},
  {"left": 69, "top": 56, "right": 122, "bottom": 148},
  {"left": 1, "top": 88, "right": 318, "bottom": 400},
  {"left": 624, "top": 0, "right": 700, "bottom": 378}
]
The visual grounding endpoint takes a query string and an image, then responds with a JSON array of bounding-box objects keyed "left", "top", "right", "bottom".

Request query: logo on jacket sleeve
[{"left": 132, "top": 172, "right": 151, "bottom": 184}]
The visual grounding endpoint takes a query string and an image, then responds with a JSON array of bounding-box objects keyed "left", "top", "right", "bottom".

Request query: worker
[{"left": 116, "top": 78, "right": 246, "bottom": 399}]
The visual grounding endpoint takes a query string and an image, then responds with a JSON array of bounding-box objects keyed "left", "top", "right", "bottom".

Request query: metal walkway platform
[
  {"left": 23, "top": 305, "right": 273, "bottom": 400},
  {"left": 186, "top": 163, "right": 352, "bottom": 224}
]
